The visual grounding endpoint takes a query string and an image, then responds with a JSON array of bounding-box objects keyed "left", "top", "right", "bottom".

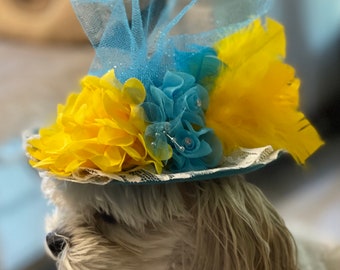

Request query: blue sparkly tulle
[{"left": 71, "top": 0, "right": 270, "bottom": 86}]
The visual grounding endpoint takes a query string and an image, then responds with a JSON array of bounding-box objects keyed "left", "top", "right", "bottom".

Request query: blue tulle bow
[{"left": 71, "top": 0, "right": 270, "bottom": 87}]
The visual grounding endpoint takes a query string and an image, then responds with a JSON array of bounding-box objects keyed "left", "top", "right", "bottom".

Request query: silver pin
[{"left": 163, "top": 130, "right": 185, "bottom": 152}]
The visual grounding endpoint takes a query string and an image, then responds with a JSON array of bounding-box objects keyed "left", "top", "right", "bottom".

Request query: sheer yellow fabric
[{"left": 27, "top": 70, "right": 163, "bottom": 177}]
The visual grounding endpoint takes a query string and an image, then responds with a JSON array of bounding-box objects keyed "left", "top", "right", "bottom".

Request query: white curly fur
[{"left": 42, "top": 175, "right": 306, "bottom": 270}]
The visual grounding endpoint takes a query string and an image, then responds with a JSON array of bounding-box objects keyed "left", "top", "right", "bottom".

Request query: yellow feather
[{"left": 206, "top": 18, "right": 324, "bottom": 164}]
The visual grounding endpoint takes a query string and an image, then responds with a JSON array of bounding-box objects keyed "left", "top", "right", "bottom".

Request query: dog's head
[
  {"left": 42, "top": 175, "right": 297, "bottom": 270},
  {"left": 43, "top": 176, "right": 190, "bottom": 270}
]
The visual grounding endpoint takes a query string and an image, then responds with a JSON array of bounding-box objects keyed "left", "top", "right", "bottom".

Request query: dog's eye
[{"left": 96, "top": 212, "right": 117, "bottom": 224}]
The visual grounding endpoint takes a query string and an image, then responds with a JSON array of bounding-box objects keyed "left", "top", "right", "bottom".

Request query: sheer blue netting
[{"left": 71, "top": 0, "right": 270, "bottom": 86}]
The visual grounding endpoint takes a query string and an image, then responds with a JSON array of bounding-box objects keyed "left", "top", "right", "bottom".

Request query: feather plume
[{"left": 206, "top": 18, "right": 324, "bottom": 164}]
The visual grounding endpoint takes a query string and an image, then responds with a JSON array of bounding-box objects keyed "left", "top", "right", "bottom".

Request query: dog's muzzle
[{"left": 46, "top": 231, "right": 68, "bottom": 258}]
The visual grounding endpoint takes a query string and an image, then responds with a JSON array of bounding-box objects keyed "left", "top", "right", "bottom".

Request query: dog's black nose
[{"left": 46, "top": 232, "right": 68, "bottom": 258}]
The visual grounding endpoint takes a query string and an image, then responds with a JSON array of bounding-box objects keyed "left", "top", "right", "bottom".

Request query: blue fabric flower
[
  {"left": 169, "top": 120, "right": 223, "bottom": 172},
  {"left": 142, "top": 85, "right": 174, "bottom": 122},
  {"left": 143, "top": 71, "right": 200, "bottom": 122},
  {"left": 175, "top": 46, "right": 224, "bottom": 90},
  {"left": 143, "top": 70, "right": 223, "bottom": 172},
  {"left": 173, "top": 84, "right": 209, "bottom": 123}
]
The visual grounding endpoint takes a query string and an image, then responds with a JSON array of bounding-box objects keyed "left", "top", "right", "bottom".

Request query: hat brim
[{"left": 34, "top": 146, "right": 280, "bottom": 185}]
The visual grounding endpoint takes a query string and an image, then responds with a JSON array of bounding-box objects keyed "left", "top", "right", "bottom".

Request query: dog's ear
[{"left": 185, "top": 176, "right": 298, "bottom": 270}]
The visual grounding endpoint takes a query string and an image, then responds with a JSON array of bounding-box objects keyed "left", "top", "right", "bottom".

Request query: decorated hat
[{"left": 25, "top": 0, "right": 324, "bottom": 184}]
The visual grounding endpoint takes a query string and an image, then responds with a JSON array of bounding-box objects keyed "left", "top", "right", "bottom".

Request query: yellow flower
[
  {"left": 206, "top": 18, "right": 324, "bottom": 164},
  {"left": 27, "top": 70, "right": 163, "bottom": 177}
]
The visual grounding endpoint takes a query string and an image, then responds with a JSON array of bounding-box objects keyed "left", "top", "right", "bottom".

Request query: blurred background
[{"left": 0, "top": 0, "right": 339, "bottom": 269}]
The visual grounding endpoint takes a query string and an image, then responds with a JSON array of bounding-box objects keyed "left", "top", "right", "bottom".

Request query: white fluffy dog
[
  {"left": 26, "top": 2, "right": 332, "bottom": 269},
  {"left": 43, "top": 175, "right": 299, "bottom": 270}
]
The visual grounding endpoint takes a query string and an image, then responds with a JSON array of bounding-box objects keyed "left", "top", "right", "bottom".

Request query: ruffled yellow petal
[
  {"left": 27, "top": 69, "right": 164, "bottom": 177},
  {"left": 206, "top": 18, "right": 324, "bottom": 164}
]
